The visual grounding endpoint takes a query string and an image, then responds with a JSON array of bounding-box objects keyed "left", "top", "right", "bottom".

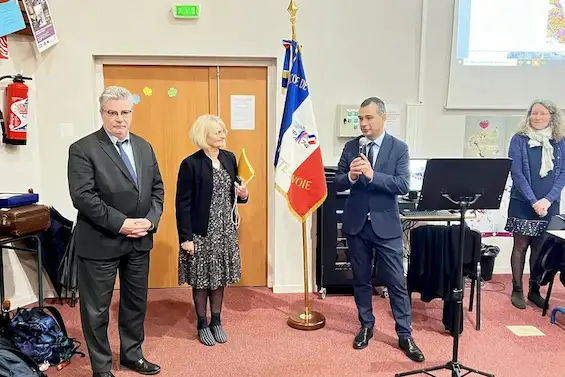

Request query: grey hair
[
  {"left": 99, "top": 86, "right": 133, "bottom": 109},
  {"left": 360, "top": 97, "right": 386, "bottom": 114},
  {"left": 516, "top": 99, "right": 565, "bottom": 141}
]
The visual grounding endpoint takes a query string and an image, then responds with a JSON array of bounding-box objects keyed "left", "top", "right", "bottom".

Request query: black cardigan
[{"left": 175, "top": 149, "right": 249, "bottom": 243}]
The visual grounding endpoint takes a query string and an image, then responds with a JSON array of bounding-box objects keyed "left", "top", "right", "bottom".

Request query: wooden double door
[{"left": 103, "top": 64, "right": 268, "bottom": 288}]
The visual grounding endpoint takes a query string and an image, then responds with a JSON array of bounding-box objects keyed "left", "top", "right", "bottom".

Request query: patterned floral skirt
[{"left": 178, "top": 231, "right": 241, "bottom": 290}]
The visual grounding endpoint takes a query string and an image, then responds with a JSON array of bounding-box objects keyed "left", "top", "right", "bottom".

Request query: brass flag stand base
[
  {"left": 287, "top": 221, "right": 326, "bottom": 331},
  {"left": 287, "top": 310, "right": 326, "bottom": 331}
]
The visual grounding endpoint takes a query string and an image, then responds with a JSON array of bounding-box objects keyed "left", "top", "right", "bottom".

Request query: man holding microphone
[{"left": 334, "top": 97, "right": 424, "bottom": 362}]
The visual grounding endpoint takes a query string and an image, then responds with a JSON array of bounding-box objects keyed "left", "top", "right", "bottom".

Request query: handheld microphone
[{"left": 358, "top": 136, "right": 368, "bottom": 157}]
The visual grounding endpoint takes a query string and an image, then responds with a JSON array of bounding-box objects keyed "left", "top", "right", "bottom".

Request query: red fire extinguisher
[{"left": 0, "top": 74, "right": 32, "bottom": 145}]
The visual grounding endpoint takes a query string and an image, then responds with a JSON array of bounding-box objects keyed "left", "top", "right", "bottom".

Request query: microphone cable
[{"left": 231, "top": 178, "right": 242, "bottom": 229}]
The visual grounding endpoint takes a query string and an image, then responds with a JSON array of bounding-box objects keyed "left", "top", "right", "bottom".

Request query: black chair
[{"left": 534, "top": 215, "right": 565, "bottom": 317}]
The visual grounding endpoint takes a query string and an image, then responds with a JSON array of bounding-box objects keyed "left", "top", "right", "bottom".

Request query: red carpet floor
[{"left": 45, "top": 274, "right": 565, "bottom": 377}]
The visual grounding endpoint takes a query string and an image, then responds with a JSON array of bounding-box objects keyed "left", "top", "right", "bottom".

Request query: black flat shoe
[
  {"left": 93, "top": 373, "right": 115, "bottom": 377},
  {"left": 120, "top": 358, "right": 161, "bottom": 375},
  {"left": 399, "top": 337, "right": 425, "bottom": 362},
  {"left": 353, "top": 327, "right": 373, "bottom": 349}
]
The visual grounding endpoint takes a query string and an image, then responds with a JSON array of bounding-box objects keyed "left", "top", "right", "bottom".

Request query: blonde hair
[
  {"left": 190, "top": 114, "right": 228, "bottom": 149},
  {"left": 516, "top": 99, "right": 565, "bottom": 142}
]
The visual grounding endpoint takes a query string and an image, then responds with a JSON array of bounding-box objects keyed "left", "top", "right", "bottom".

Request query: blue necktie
[
  {"left": 366, "top": 142, "right": 375, "bottom": 167},
  {"left": 116, "top": 140, "right": 137, "bottom": 185}
]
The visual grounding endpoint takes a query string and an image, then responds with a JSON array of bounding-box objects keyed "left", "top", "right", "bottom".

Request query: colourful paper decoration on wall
[
  {"left": 132, "top": 94, "right": 140, "bottom": 104},
  {"left": 142, "top": 86, "right": 152, "bottom": 96},
  {"left": 168, "top": 87, "right": 178, "bottom": 98}
]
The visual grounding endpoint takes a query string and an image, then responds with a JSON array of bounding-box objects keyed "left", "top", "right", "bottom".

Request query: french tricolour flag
[{"left": 275, "top": 40, "right": 327, "bottom": 222}]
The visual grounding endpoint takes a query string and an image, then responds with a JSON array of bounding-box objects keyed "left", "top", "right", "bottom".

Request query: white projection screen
[{"left": 446, "top": 0, "right": 565, "bottom": 110}]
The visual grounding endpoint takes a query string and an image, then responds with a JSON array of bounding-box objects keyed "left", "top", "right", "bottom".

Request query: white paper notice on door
[{"left": 230, "top": 95, "right": 255, "bottom": 130}]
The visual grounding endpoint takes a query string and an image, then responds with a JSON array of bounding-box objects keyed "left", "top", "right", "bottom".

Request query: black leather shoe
[
  {"left": 120, "top": 358, "right": 161, "bottom": 375},
  {"left": 353, "top": 327, "right": 373, "bottom": 349},
  {"left": 399, "top": 337, "right": 425, "bottom": 362},
  {"left": 93, "top": 373, "right": 115, "bottom": 377}
]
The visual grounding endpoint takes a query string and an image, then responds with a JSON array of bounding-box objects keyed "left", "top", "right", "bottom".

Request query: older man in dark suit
[
  {"left": 67, "top": 86, "right": 164, "bottom": 377},
  {"left": 335, "top": 97, "right": 424, "bottom": 362}
]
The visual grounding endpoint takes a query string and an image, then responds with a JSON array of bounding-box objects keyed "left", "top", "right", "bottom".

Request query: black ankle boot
[
  {"left": 511, "top": 280, "right": 526, "bottom": 309},
  {"left": 528, "top": 281, "right": 545, "bottom": 308}
]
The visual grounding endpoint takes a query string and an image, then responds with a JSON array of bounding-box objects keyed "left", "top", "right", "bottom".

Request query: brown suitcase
[{"left": 0, "top": 204, "right": 51, "bottom": 237}]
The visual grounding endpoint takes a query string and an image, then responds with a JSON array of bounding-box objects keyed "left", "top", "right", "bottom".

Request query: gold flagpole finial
[{"left": 288, "top": 0, "right": 298, "bottom": 41}]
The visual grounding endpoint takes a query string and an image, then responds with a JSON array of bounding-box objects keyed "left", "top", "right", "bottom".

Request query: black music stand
[{"left": 395, "top": 158, "right": 511, "bottom": 377}]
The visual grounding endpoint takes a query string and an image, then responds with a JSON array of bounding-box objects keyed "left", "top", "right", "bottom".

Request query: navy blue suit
[{"left": 335, "top": 133, "right": 412, "bottom": 338}]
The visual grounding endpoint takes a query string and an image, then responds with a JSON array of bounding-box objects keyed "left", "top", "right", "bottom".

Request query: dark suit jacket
[
  {"left": 335, "top": 133, "right": 409, "bottom": 239},
  {"left": 67, "top": 128, "right": 164, "bottom": 260},
  {"left": 175, "top": 149, "right": 248, "bottom": 243}
]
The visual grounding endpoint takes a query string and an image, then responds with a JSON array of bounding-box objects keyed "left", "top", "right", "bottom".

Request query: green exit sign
[{"left": 173, "top": 4, "right": 201, "bottom": 18}]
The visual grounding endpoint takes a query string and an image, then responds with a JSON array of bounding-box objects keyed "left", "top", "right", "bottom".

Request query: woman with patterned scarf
[{"left": 505, "top": 100, "right": 565, "bottom": 309}]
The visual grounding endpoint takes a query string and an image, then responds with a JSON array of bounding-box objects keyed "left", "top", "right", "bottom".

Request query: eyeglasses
[
  {"left": 212, "top": 129, "right": 227, "bottom": 136},
  {"left": 101, "top": 109, "right": 133, "bottom": 118}
]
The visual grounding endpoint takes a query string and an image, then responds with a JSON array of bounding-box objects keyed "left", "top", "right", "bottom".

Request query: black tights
[
  {"left": 510, "top": 234, "right": 543, "bottom": 290},
  {"left": 192, "top": 287, "right": 225, "bottom": 329}
]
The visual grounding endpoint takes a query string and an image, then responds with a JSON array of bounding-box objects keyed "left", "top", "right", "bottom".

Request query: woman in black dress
[
  {"left": 505, "top": 100, "right": 565, "bottom": 309},
  {"left": 175, "top": 114, "right": 249, "bottom": 345}
]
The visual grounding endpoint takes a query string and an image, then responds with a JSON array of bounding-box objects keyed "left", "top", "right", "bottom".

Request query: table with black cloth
[{"left": 407, "top": 224, "right": 482, "bottom": 334}]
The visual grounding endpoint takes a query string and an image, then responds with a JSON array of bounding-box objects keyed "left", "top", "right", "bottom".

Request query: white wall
[{"left": 0, "top": 0, "right": 551, "bottom": 305}]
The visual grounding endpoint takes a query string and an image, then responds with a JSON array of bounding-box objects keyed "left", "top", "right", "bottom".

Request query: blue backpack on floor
[
  {"left": 8, "top": 306, "right": 84, "bottom": 367},
  {"left": 0, "top": 304, "right": 45, "bottom": 377}
]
